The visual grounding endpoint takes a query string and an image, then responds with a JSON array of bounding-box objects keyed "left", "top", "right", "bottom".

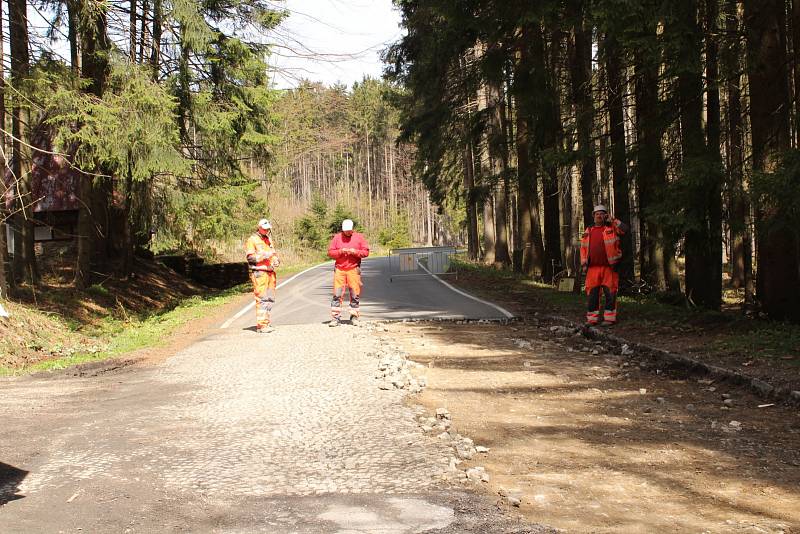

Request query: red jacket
[{"left": 328, "top": 232, "right": 370, "bottom": 270}]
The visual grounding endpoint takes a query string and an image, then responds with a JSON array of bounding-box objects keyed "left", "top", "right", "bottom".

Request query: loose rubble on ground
[{"left": 364, "top": 322, "right": 522, "bottom": 509}]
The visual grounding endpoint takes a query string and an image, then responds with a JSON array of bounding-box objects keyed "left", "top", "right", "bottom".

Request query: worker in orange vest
[
  {"left": 580, "top": 205, "right": 628, "bottom": 326},
  {"left": 327, "top": 219, "right": 370, "bottom": 327},
  {"left": 245, "top": 219, "right": 280, "bottom": 333}
]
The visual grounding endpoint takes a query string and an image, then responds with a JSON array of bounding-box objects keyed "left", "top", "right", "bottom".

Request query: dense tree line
[
  {"left": 386, "top": 0, "right": 800, "bottom": 321},
  {"left": 271, "top": 78, "right": 452, "bottom": 247},
  {"left": 0, "top": 0, "right": 281, "bottom": 296}
]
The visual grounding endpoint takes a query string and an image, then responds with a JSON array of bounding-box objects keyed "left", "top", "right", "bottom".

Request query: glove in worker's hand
[{"left": 271, "top": 256, "right": 281, "bottom": 268}]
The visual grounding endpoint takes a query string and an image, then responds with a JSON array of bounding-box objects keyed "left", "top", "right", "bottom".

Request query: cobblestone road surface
[{"left": 0, "top": 322, "right": 548, "bottom": 533}]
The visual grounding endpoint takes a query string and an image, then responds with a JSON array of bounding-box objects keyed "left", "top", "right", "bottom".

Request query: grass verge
[
  {"left": 0, "top": 260, "right": 322, "bottom": 377},
  {"left": 0, "top": 284, "right": 247, "bottom": 376}
]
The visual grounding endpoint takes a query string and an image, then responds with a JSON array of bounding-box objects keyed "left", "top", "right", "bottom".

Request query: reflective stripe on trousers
[
  {"left": 251, "top": 270, "right": 276, "bottom": 328},
  {"left": 331, "top": 268, "right": 362, "bottom": 319},
  {"left": 587, "top": 286, "right": 617, "bottom": 324}
]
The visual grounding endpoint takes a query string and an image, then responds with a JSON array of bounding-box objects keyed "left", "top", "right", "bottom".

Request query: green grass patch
[
  {"left": 710, "top": 322, "right": 800, "bottom": 362},
  {"left": 453, "top": 258, "right": 725, "bottom": 326},
  {"left": 0, "top": 257, "right": 326, "bottom": 377},
  {"left": 0, "top": 284, "right": 248, "bottom": 377},
  {"left": 86, "top": 283, "right": 112, "bottom": 298}
]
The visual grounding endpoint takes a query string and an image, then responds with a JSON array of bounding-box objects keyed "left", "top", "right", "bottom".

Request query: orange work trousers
[
  {"left": 250, "top": 270, "right": 276, "bottom": 329},
  {"left": 585, "top": 265, "right": 618, "bottom": 325},
  {"left": 331, "top": 267, "right": 362, "bottom": 319}
]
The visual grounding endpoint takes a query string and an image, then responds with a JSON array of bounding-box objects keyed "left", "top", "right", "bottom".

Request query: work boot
[
  {"left": 350, "top": 315, "right": 360, "bottom": 327},
  {"left": 599, "top": 321, "right": 615, "bottom": 327},
  {"left": 329, "top": 317, "right": 340, "bottom": 327},
  {"left": 257, "top": 325, "right": 274, "bottom": 333}
]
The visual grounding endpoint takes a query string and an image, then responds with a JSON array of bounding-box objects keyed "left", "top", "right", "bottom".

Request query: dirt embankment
[
  {"left": 0, "top": 259, "right": 213, "bottom": 370},
  {"left": 383, "top": 322, "right": 800, "bottom": 533}
]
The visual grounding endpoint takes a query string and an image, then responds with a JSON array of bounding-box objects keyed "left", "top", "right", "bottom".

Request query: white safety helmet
[
  {"left": 258, "top": 219, "right": 272, "bottom": 230},
  {"left": 592, "top": 204, "right": 607, "bottom": 214},
  {"left": 342, "top": 219, "right": 354, "bottom": 231}
]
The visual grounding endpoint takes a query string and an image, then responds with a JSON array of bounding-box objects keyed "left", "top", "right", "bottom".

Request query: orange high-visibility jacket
[
  {"left": 580, "top": 219, "right": 626, "bottom": 267},
  {"left": 245, "top": 233, "right": 276, "bottom": 271}
]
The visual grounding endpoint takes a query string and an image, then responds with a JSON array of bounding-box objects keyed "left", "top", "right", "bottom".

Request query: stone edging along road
[{"left": 532, "top": 312, "right": 800, "bottom": 405}]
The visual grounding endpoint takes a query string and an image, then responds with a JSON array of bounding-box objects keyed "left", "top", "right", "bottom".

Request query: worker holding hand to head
[
  {"left": 327, "top": 219, "right": 369, "bottom": 327},
  {"left": 245, "top": 219, "right": 280, "bottom": 333},
  {"left": 580, "top": 205, "right": 629, "bottom": 327}
]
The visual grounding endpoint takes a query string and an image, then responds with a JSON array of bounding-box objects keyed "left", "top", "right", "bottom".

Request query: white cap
[
  {"left": 258, "top": 219, "right": 272, "bottom": 230},
  {"left": 342, "top": 219, "right": 354, "bottom": 231},
  {"left": 593, "top": 205, "right": 607, "bottom": 214}
]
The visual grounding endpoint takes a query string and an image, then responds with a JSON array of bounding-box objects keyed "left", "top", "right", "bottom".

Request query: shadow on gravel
[
  {"left": 0, "top": 461, "right": 28, "bottom": 505},
  {"left": 393, "top": 322, "right": 800, "bottom": 532}
]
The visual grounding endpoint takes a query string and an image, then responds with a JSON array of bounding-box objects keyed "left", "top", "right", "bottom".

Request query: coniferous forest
[
  {"left": 0, "top": 0, "right": 799, "bottom": 323},
  {"left": 387, "top": 0, "right": 800, "bottom": 322}
]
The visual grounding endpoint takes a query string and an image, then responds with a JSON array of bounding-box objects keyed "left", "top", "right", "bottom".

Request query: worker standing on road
[
  {"left": 245, "top": 219, "right": 280, "bottom": 333},
  {"left": 580, "top": 205, "right": 629, "bottom": 327},
  {"left": 327, "top": 219, "right": 370, "bottom": 327}
]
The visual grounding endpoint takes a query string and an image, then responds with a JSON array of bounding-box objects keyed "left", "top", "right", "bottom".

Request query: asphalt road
[{"left": 225, "top": 256, "right": 514, "bottom": 330}]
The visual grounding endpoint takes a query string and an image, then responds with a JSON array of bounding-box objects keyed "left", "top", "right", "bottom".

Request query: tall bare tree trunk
[
  {"left": 130, "top": 0, "right": 137, "bottom": 61},
  {"left": 724, "top": 0, "right": 753, "bottom": 303},
  {"left": 635, "top": 46, "right": 673, "bottom": 291},
  {"left": 0, "top": 0, "right": 10, "bottom": 297},
  {"left": 425, "top": 194, "right": 433, "bottom": 246},
  {"left": 605, "top": 33, "right": 635, "bottom": 282},
  {"left": 475, "top": 80, "right": 496, "bottom": 264},
  {"left": 744, "top": 0, "right": 799, "bottom": 320},
  {"left": 0, "top": 221, "right": 7, "bottom": 298},
  {"left": 485, "top": 73, "right": 511, "bottom": 267},
  {"left": 514, "top": 82, "right": 535, "bottom": 274},
  {"left": 539, "top": 30, "right": 563, "bottom": 280},
  {"left": 793, "top": 0, "right": 800, "bottom": 146},
  {"left": 67, "top": 0, "right": 82, "bottom": 76},
  {"left": 705, "top": 0, "right": 724, "bottom": 308},
  {"left": 568, "top": 0, "right": 596, "bottom": 227},
  {"left": 9, "top": 0, "right": 37, "bottom": 285},
  {"left": 389, "top": 145, "right": 395, "bottom": 215},
  {"left": 463, "top": 142, "right": 479, "bottom": 260},
  {"left": 482, "top": 193, "right": 496, "bottom": 264},
  {"left": 150, "top": 0, "right": 162, "bottom": 78},
  {"left": 138, "top": 0, "right": 149, "bottom": 63},
  {"left": 672, "top": 0, "right": 721, "bottom": 309}
]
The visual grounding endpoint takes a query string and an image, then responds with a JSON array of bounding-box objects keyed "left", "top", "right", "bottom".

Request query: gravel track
[{"left": 0, "top": 322, "right": 549, "bottom": 533}]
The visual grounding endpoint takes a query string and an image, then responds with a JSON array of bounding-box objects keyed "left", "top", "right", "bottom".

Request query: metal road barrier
[{"left": 388, "top": 246, "right": 459, "bottom": 282}]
